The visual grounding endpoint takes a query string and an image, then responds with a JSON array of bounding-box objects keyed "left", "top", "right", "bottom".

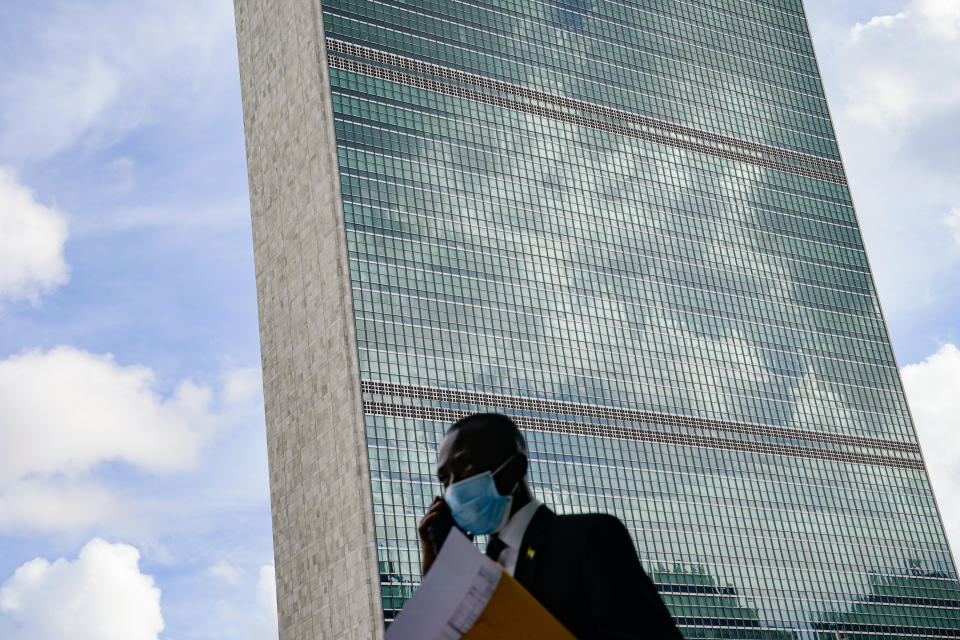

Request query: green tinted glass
[{"left": 324, "top": 0, "right": 959, "bottom": 636}]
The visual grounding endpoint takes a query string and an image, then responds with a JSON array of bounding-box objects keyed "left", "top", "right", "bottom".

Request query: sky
[{"left": 0, "top": 1, "right": 957, "bottom": 638}]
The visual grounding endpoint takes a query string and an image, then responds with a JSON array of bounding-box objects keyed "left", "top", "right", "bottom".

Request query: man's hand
[{"left": 417, "top": 496, "right": 450, "bottom": 576}]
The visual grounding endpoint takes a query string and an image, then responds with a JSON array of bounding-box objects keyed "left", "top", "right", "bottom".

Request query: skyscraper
[{"left": 234, "top": 0, "right": 960, "bottom": 638}]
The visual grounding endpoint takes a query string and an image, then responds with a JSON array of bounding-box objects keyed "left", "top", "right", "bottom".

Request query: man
[{"left": 419, "top": 413, "right": 682, "bottom": 639}]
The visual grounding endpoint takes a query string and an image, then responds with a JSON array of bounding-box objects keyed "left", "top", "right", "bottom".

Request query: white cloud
[
  {"left": 901, "top": 344, "right": 960, "bottom": 555},
  {"left": 0, "top": 479, "right": 121, "bottom": 533},
  {"left": 207, "top": 560, "right": 243, "bottom": 585},
  {"left": 946, "top": 208, "right": 960, "bottom": 248},
  {"left": 807, "top": 0, "right": 960, "bottom": 327},
  {"left": 0, "top": 168, "right": 68, "bottom": 305},
  {"left": 0, "top": 1, "right": 236, "bottom": 160},
  {"left": 256, "top": 565, "right": 277, "bottom": 622},
  {"left": 0, "top": 346, "right": 213, "bottom": 483},
  {"left": 0, "top": 346, "right": 259, "bottom": 533},
  {"left": 0, "top": 538, "right": 164, "bottom": 640},
  {"left": 850, "top": 13, "right": 906, "bottom": 40},
  {"left": 221, "top": 366, "right": 263, "bottom": 410},
  {"left": 913, "top": 0, "right": 960, "bottom": 38},
  {"left": 842, "top": 0, "right": 960, "bottom": 131}
]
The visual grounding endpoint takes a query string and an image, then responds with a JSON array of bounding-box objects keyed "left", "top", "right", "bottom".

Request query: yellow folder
[
  {"left": 462, "top": 570, "right": 576, "bottom": 639},
  {"left": 385, "top": 529, "right": 577, "bottom": 640}
]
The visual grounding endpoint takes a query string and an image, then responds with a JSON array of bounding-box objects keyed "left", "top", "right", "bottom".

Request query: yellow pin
[{"left": 526, "top": 547, "right": 536, "bottom": 559}]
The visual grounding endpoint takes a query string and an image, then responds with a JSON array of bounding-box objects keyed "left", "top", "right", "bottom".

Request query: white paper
[{"left": 385, "top": 529, "right": 503, "bottom": 640}]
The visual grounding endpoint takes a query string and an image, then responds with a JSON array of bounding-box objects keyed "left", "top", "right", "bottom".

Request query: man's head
[{"left": 436, "top": 413, "right": 530, "bottom": 500}]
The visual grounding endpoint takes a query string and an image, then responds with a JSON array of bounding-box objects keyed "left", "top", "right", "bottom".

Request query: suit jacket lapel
[{"left": 513, "top": 504, "right": 554, "bottom": 588}]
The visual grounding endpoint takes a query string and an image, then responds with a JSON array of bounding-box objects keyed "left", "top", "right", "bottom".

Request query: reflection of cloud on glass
[{"left": 552, "top": 0, "right": 592, "bottom": 32}]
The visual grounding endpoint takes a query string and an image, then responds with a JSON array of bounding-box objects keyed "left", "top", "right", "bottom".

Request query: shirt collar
[{"left": 497, "top": 498, "right": 543, "bottom": 549}]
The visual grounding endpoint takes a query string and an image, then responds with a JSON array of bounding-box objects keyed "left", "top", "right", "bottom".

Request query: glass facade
[{"left": 320, "top": 0, "right": 960, "bottom": 636}]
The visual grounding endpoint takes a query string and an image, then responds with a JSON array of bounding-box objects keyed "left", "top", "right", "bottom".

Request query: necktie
[{"left": 485, "top": 534, "right": 507, "bottom": 563}]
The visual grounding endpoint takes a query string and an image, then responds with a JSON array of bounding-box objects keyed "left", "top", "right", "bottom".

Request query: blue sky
[{"left": 0, "top": 1, "right": 958, "bottom": 638}]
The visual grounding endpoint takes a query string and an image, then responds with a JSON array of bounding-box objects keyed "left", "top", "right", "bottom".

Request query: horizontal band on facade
[
  {"left": 326, "top": 38, "right": 838, "bottom": 170},
  {"left": 360, "top": 380, "right": 920, "bottom": 455},
  {"left": 362, "top": 401, "right": 923, "bottom": 471},
  {"left": 326, "top": 39, "right": 846, "bottom": 184},
  {"left": 328, "top": 54, "right": 845, "bottom": 185},
  {"left": 361, "top": 398, "right": 924, "bottom": 471}
]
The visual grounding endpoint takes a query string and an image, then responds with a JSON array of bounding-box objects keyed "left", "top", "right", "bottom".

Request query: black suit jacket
[{"left": 511, "top": 506, "right": 682, "bottom": 639}]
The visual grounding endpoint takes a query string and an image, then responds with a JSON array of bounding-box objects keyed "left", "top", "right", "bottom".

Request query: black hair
[{"left": 448, "top": 412, "right": 528, "bottom": 457}]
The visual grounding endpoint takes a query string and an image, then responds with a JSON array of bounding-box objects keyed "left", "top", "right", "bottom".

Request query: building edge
[
  {"left": 234, "top": 1, "right": 384, "bottom": 638},
  {"left": 800, "top": 0, "right": 960, "bottom": 575}
]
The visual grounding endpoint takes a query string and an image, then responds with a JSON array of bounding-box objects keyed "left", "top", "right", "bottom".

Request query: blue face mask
[{"left": 444, "top": 455, "right": 518, "bottom": 535}]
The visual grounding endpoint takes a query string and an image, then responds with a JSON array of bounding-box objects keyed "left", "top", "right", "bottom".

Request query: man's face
[{"left": 436, "top": 424, "right": 520, "bottom": 495}]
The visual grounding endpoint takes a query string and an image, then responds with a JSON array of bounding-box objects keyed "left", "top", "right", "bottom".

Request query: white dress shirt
[{"left": 492, "top": 498, "right": 543, "bottom": 576}]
